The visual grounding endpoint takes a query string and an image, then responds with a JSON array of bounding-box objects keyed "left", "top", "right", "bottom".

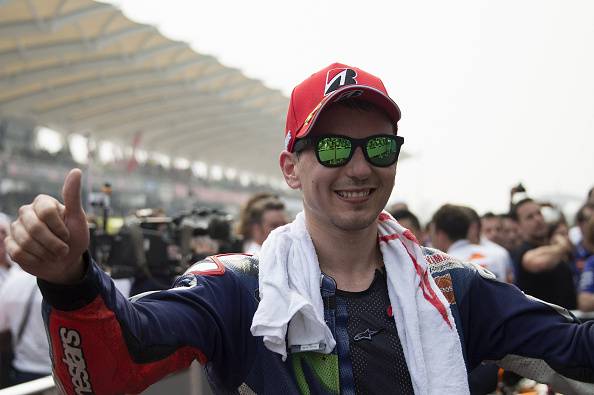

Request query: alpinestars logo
[
  {"left": 324, "top": 68, "right": 357, "bottom": 96},
  {"left": 60, "top": 327, "right": 94, "bottom": 394},
  {"left": 353, "top": 328, "right": 382, "bottom": 341}
]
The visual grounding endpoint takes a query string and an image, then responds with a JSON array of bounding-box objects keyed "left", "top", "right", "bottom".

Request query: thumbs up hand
[{"left": 6, "top": 169, "right": 89, "bottom": 284}]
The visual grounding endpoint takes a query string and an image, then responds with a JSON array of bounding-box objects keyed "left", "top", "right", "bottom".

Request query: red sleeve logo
[{"left": 60, "top": 327, "right": 93, "bottom": 394}]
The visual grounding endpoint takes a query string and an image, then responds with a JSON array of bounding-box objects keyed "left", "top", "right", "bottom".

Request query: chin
[{"left": 331, "top": 212, "right": 379, "bottom": 232}]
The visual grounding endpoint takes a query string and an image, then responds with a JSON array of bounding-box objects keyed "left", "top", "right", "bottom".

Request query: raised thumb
[{"left": 62, "top": 168, "right": 84, "bottom": 215}]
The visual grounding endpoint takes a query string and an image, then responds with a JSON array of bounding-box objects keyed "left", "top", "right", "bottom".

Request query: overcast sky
[{"left": 104, "top": 0, "right": 594, "bottom": 221}]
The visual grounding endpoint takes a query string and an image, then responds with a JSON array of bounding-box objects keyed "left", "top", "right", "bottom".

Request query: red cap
[{"left": 284, "top": 62, "right": 401, "bottom": 152}]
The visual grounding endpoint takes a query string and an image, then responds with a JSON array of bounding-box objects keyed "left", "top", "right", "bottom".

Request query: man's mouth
[{"left": 335, "top": 189, "right": 375, "bottom": 200}]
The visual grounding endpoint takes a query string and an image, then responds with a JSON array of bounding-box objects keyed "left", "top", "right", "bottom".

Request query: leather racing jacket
[{"left": 38, "top": 248, "right": 594, "bottom": 394}]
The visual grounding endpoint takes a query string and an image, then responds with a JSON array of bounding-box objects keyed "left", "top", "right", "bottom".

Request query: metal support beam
[
  {"left": 1, "top": 62, "right": 235, "bottom": 114},
  {"left": 0, "top": 42, "right": 191, "bottom": 91},
  {"left": 0, "top": 24, "right": 154, "bottom": 66},
  {"left": 87, "top": 98, "right": 243, "bottom": 135},
  {"left": 143, "top": 115, "right": 275, "bottom": 150},
  {"left": 0, "top": 3, "right": 114, "bottom": 37},
  {"left": 128, "top": 110, "right": 264, "bottom": 146},
  {"left": 71, "top": 98, "right": 238, "bottom": 131}
]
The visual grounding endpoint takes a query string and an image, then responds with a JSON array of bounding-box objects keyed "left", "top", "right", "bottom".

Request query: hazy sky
[{"left": 104, "top": 0, "right": 593, "bottom": 221}]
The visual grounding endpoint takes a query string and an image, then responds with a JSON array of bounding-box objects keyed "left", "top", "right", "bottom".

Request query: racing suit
[{"left": 39, "top": 248, "right": 594, "bottom": 394}]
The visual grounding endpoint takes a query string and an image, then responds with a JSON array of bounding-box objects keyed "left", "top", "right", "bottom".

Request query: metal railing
[{"left": 0, "top": 361, "right": 212, "bottom": 395}]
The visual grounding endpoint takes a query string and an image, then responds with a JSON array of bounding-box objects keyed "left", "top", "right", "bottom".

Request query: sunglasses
[{"left": 293, "top": 134, "right": 404, "bottom": 168}]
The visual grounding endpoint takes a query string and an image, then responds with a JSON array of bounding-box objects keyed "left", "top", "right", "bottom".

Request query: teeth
[{"left": 337, "top": 190, "right": 370, "bottom": 199}]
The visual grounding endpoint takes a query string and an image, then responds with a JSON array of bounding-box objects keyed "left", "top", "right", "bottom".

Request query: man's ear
[{"left": 279, "top": 150, "right": 301, "bottom": 190}]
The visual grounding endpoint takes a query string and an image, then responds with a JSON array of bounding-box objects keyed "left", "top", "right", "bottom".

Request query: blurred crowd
[{"left": 0, "top": 183, "right": 593, "bottom": 389}]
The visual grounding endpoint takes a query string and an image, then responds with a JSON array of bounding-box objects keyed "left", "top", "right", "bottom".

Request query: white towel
[{"left": 251, "top": 211, "right": 469, "bottom": 394}]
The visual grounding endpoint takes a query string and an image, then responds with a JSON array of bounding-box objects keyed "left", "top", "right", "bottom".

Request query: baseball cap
[{"left": 284, "top": 62, "right": 401, "bottom": 152}]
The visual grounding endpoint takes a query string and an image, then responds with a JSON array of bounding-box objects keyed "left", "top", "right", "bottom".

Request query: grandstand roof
[{"left": 0, "top": 0, "right": 289, "bottom": 181}]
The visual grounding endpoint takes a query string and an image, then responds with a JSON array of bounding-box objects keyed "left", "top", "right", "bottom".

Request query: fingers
[
  {"left": 16, "top": 203, "right": 69, "bottom": 257},
  {"left": 5, "top": 236, "right": 46, "bottom": 268},
  {"left": 10, "top": 221, "right": 60, "bottom": 260},
  {"left": 33, "top": 195, "right": 70, "bottom": 242},
  {"left": 62, "top": 169, "right": 84, "bottom": 217}
]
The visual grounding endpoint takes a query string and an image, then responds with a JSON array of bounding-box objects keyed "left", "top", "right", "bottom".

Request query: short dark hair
[
  {"left": 390, "top": 209, "right": 421, "bottom": 231},
  {"left": 432, "top": 204, "right": 471, "bottom": 242},
  {"left": 499, "top": 212, "right": 515, "bottom": 221},
  {"left": 510, "top": 197, "right": 535, "bottom": 221},
  {"left": 482, "top": 212, "right": 498, "bottom": 220}
]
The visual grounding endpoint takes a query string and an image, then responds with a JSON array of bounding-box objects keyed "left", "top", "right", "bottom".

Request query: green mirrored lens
[
  {"left": 317, "top": 137, "right": 352, "bottom": 166},
  {"left": 366, "top": 136, "right": 397, "bottom": 166}
]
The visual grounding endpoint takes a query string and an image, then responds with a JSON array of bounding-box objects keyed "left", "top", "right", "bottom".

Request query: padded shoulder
[
  {"left": 182, "top": 253, "right": 260, "bottom": 290},
  {"left": 421, "top": 246, "right": 497, "bottom": 280}
]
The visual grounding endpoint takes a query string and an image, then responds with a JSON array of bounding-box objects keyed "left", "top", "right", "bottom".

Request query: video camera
[{"left": 91, "top": 207, "right": 241, "bottom": 281}]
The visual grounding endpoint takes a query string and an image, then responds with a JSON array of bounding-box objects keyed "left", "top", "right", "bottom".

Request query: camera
[{"left": 92, "top": 207, "right": 241, "bottom": 282}]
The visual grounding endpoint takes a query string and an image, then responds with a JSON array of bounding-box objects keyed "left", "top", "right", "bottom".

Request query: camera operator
[{"left": 177, "top": 208, "right": 241, "bottom": 262}]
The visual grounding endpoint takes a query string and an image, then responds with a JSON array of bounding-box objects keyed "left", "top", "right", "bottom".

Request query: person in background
[
  {"left": 236, "top": 193, "right": 288, "bottom": 254},
  {"left": 467, "top": 208, "right": 514, "bottom": 283},
  {"left": 389, "top": 208, "right": 424, "bottom": 244},
  {"left": 500, "top": 213, "right": 522, "bottom": 253},
  {"left": 577, "top": 216, "right": 594, "bottom": 312},
  {"left": 569, "top": 190, "right": 594, "bottom": 245},
  {"left": 0, "top": 213, "right": 12, "bottom": 288},
  {"left": 573, "top": 204, "right": 594, "bottom": 272},
  {"left": 0, "top": 265, "right": 52, "bottom": 385},
  {"left": 481, "top": 212, "right": 503, "bottom": 246},
  {"left": 511, "top": 198, "right": 576, "bottom": 309},
  {"left": 431, "top": 204, "right": 507, "bottom": 282}
]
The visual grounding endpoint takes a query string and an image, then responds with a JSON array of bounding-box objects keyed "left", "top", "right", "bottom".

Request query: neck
[
  {"left": 525, "top": 234, "right": 547, "bottom": 246},
  {"left": 305, "top": 214, "right": 382, "bottom": 292}
]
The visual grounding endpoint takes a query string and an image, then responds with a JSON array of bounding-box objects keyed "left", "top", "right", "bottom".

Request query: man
[
  {"left": 0, "top": 265, "right": 52, "bottom": 385},
  {"left": 573, "top": 204, "right": 594, "bottom": 267},
  {"left": 237, "top": 193, "right": 288, "bottom": 254},
  {"left": 481, "top": 212, "right": 503, "bottom": 246},
  {"left": 511, "top": 197, "right": 577, "bottom": 309},
  {"left": 431, "top": 205, "right": 507, "bottom": 282},
  {"left": 7, "top": 63, "right": 594, "bottom": 394},
  {"left": 466, "top": 207, "right": 514, "bottom": 283},
  {"left": 388, "top": 208, "right": 424, "bottom": 244},
  {"left": 578, "top": 216, "right": 594, "bottom": 312},
  {"left": 0, "top": 213, "right": 12, "bottom": 288},
  {"left": 500, "top": 213, "right": 522, "bottom": 253}
]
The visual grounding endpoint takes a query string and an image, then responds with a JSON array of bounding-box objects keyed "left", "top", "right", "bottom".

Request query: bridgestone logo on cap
[{"left": 324, "top": 68, "right": 357, "bottom": 96}]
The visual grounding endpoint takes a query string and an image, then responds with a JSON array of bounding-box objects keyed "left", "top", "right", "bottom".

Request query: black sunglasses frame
[{"left": 293, "top": 134, "right": 405, "bottom": 168}]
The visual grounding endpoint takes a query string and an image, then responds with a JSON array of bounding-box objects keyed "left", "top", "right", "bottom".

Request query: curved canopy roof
[{"left": 0, "top": 0, "right": 289, "bottom": 180}]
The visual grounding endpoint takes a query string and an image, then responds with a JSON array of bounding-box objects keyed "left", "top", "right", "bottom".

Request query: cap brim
[{"left": 295, "top": 85, "right": 402, "bottom": 141}]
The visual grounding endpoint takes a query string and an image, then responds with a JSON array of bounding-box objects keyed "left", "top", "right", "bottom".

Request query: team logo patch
[
  {"left": 324, "top": 68, "right": 357, "bottom": 95},
  {"left": 186, "top": 257, "right": 225, "bottom": 276},
  {"left": 472, "top": 263, "right": 497, "bottom": 280},
  {"left": 434, "top": 273, "right": 456, "bottom": 305}
]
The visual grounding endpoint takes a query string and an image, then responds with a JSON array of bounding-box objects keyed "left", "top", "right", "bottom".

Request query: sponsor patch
[
  {"left": 434, "top": 274, "right": 456, "bottom": 305},
  {"left": 60, "top": 327, "right": 93, "bottom": 394},
  {"left": 423, "top": 248, "right": 465, "bottom": 274},
  {"left": 324, "top": 68, "right": 358, "bottom": 95}
]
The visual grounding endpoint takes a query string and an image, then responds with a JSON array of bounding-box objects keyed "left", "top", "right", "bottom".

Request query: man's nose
[{"left": 344, "top": 147, "right": 372, "bottom": 179}]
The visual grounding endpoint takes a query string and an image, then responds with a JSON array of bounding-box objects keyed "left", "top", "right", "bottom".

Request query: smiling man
[{"left": 7, "top": 63, "right": 594, "bottom": 394}]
